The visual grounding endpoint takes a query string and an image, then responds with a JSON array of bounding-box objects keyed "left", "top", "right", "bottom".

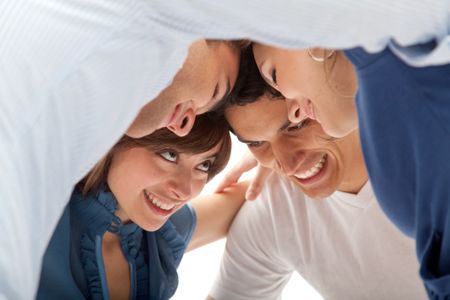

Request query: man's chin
[
  {"left": 125, "top": 129, "right": 142, "bottom": 138},
  {"left": 126, "top": 100, "right": 167, "bottom": 138},
  {"left": 290, "top": 178, "right": 334, "bottom": 200},
  {"left": 125, "top": 121, "right": 161, "bottom": 138},
  {"left": 125, "top": 128, "right": 147, "bottom": 138}
]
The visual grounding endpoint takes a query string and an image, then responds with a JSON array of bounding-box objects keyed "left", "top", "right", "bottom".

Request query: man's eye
[
  {"left": 196, "top": 160, "right": 212, "bottom": 173},
  {"left": 247, "top": 141, "right": 264, "bottom": 148},
  {"left": 212, "top": 83, "right": 219, "bottom": 100},
  {"left": 287, "top": 120, "right": 308, "bottom": 132},
  {"left": 159, "top": 150, "right": 178, "bottom": 162}
]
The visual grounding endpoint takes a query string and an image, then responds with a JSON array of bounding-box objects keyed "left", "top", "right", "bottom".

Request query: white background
[{"left": 172, "top": 136, "right": 323, "bottom": 299}]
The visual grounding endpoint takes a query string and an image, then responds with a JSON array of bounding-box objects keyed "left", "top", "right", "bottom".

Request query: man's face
[
  {"left": 127, "top": 40, "right": 240, "bottom": 138},
  {"left": 225, "top": 96, "right": 365, "bottom": 198}
]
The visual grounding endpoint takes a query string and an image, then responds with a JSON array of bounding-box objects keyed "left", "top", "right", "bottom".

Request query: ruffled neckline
[
  {"left": 70, "top": 187, "right": 148, "bottom": 299},
  {"left": 69, "top": 186, "right": 191, "bottom": 300}
]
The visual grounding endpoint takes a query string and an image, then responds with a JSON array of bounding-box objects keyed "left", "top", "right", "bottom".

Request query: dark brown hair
[
  {"left": 79, "top": 113, "right": 231, "bottom": 196},
  {"left": 215, "top": 46, "right": 338, "bottom": 142},
  {"left": 206, "top": 39, "right": 251, "bottom": 50},
  {"left": 212, "top": 46, "right": 284, "bottom": 117}
]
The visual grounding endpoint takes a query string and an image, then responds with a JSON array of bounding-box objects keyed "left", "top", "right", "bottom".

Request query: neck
[
  {"left": 337, "top": 131, "right": 368, "bottom": 194},
  {"left": 102, "top": 230, "right": 121, "bottom": 249},
  {"left": 339, "top": 169, "right": 368, "bottom": 195},
  {"left": 114, "top": 205, "right": 131, "bottom": 224}
]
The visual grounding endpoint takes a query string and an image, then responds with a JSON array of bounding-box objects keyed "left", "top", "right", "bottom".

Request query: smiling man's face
[
  {"left": 127, "top": 40, "right": 240, "bottom": 138},
  {"left": 225, "top": 95, "right": 366, "bottom": 198}
]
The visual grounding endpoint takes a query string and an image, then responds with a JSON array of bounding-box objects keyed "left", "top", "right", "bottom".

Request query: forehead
[
  {"left": 252, "top": 44, "right": 289, "bottom": 62},
  {"left": 253, "top": 43, "right": 275, "bottom": 58},
  {"left": 225, "top": 96, "right": 287, "bottom": 140}
]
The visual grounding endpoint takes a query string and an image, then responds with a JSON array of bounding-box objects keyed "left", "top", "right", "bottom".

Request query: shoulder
[
  {"left": 38, "top": 205, "right": 87, "bottom": 299},
  {"left": 142, "top": 204, "right": 196, "bottom": 270},
  {"left": 253, "top": 172, "right": 307, "bottom": 217},
  {"left": 343, "top": 47, "right": 391, "bottom": 71}
]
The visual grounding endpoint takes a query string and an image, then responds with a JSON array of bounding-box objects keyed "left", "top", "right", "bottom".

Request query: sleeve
[
  {"left": 0, "top": 2, "right": 190, "bottom": 299},
  {"left": 347, "top": 46, "right": 450, "bottom": 299},
  {"left": 169, "top": 203, "right": 197, "bottom": 246},
  {"left": 209, "top": 198, "right": 293, "bottom": 300},
  {"left": 389, "top": 36, "right": 450, "bottom": 67}
]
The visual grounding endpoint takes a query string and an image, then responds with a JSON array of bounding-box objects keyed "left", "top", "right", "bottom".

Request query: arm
[
  {"left": 215, "top": 149, "right": 272, "bottom": 200},
  {"left": 187, "top": 181, "right": 248, "bottom": 251},
  {"left": 0, "top": 2, "right": 189, "bottom": 298},
  {"left": 206, "top": 184, "right": 293, "bottom": 300}
]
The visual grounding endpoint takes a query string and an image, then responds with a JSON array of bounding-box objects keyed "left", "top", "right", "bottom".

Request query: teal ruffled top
[{"left": 37, "top": 186, "right": 196, "bottom": 300}]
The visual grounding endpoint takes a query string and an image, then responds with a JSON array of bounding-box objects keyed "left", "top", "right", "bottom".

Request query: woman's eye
[
  {"left": 196, "top": 160, "right": 212, "bottom": 173},
  {"left": 287, "top": 120, "right": 308, "bottom": 132},
  {"left": 159, "top": 150, "right": 178, "bottom": 162},
  {"left": 271, "top": 69, "right": 278, "bottom": 87}
]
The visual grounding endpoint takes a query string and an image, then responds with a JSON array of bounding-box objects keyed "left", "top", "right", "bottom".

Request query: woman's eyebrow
[
  {"left": 258, "top": 61, "right": 269, "bottom": 78},
  {"left": 258, "top": 61, "right": 264, "bottom": 70},
  {"left": 222, "top": 77, "right": 231, "bottom": 99}
]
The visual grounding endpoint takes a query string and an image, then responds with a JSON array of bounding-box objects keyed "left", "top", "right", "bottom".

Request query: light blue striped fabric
[{"left": 152, "top": 0, "right": 450, "bottom": 66}]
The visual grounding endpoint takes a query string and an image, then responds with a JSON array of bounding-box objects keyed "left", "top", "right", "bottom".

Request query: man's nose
[
  {"left": 286, "top": 98, "right": 315, "bottom": 124},
  {"left": 271, "top": 143, "right": 302, "bottom": 176},
  {"left": 167, "top": 108, "right": 196, "bottom": 137}
]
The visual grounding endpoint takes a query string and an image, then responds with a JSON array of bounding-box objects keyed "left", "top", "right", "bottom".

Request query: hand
[{"left": 215, "top": 150, "right": 271, "bottom": 200}]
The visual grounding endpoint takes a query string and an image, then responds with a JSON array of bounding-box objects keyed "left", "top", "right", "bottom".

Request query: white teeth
[
  {"left": 296, "top": 155, "right": 326, "bottom": 179},
  {"left": 145, "top": 191, "right": 175, "bottom": 211}
]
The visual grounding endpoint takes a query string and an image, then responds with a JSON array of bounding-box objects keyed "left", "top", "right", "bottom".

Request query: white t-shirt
[
  {"left": 1, "top": 1, "right": 448, "bottom": 298},
  {"left": 210, "top": 173, "right": 426, "bottom": 300}
]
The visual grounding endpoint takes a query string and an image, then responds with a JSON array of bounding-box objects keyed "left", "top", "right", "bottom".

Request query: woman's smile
[{"left": 143, "top": 190, "right": 177, "bottom": 216}]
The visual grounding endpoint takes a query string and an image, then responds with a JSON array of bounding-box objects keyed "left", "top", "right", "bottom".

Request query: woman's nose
[
  {"left": 168, "top": 174, "right": 193, "bottom": 202},
  {"left": 286, "top": 98, "right": 315, "bottom": 124},
  {"left": 287, "top": 100, "right": 302, "bottom": 124}
]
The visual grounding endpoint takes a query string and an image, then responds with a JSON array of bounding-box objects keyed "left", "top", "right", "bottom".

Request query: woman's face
[
  {"left": 107, "top": 144, "right": 221, "bottom": 231},
  {"left": 252, "top": 44, "right": 358, "bottom": 138}
]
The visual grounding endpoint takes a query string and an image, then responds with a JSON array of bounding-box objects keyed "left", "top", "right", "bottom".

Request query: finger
[
  {"left": 215, "top": 156, "right": 258, "bottom": 192},
  {"left": 245, "top": 166, "right": 272, "bottom": 201},
  {"left": 215, "top": 164, "right": 251, "bottom": 192},
  {"left": 215, "top": 172, "right": 240, "bottom": 192}
]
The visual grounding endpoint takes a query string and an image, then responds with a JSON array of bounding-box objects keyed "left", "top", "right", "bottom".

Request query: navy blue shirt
[
  {"left": 345, "top": 45, "right": 450, "bottom": 299},
  {"left": 37, "top": 187, "right": 196, "bottom": 300}
]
